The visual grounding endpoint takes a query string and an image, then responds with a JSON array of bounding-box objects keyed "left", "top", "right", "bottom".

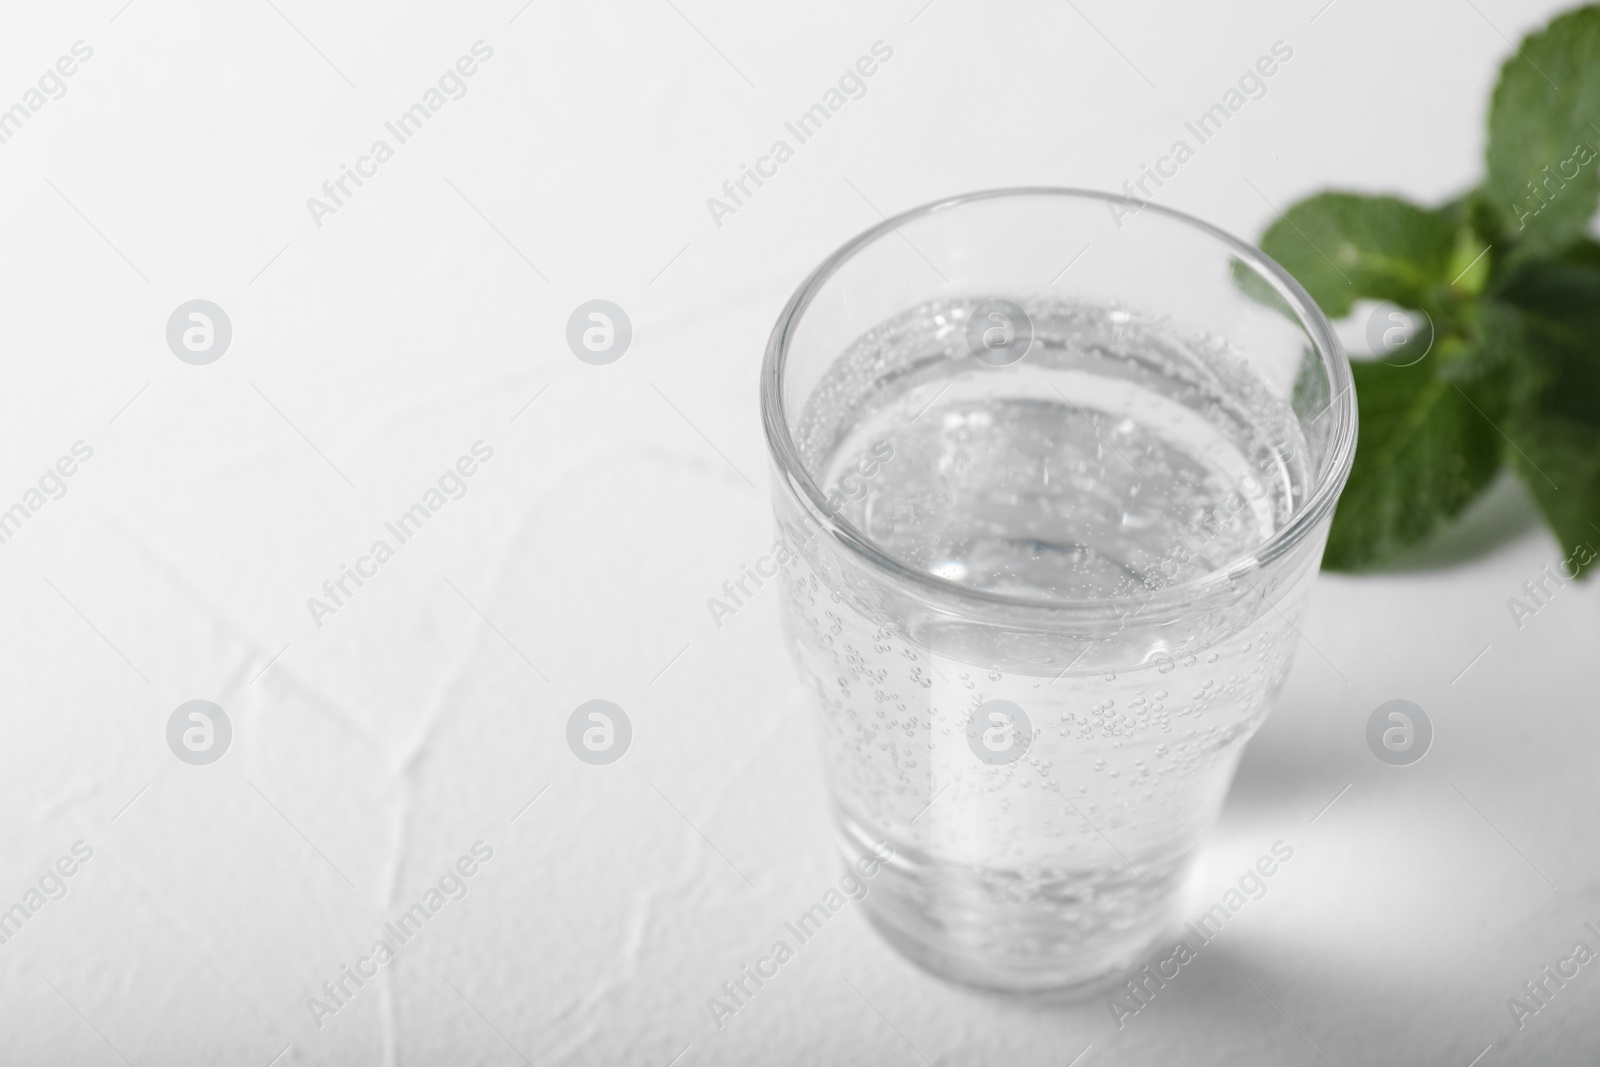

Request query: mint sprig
[{"left": 1250, "top": 3, "right": 1600, "bottom": 575}]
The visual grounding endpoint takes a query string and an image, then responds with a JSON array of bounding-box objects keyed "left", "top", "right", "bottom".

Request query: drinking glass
[{"left": 759, "top": 188, "right": 1356, "bottom": 992}]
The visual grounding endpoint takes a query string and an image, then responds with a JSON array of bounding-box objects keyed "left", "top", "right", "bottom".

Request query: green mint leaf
[
  {"left": 1488, "top": 245, "right": 1600, "bottom": 420},
  {"left": 1481, "top": 247, "right": 1600, "bottom": 572},
  {"left": 1502, "top": 419, "right": 1600, "bottom": 576},
  {"left": 1323, "top": 359, "right": 1504, "bottom": 570},
  {"left": 1257, "top": 192, "right": 1458, "bottom": 319},
  {"left": 1482, "top": 3, "right": 1600, "bottom": 253},
  {"left": 1445, "top": 224, "right": 1492, "bottom": 296}
]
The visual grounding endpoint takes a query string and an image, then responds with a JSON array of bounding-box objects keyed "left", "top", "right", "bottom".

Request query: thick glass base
[{"left": 841, "top": 812, "right": 1189, "bottom": 995}]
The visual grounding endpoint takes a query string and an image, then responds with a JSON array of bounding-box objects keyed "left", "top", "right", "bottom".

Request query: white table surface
[{"left": 2, "top": 0, "right": 1596, "bottom": 1063}]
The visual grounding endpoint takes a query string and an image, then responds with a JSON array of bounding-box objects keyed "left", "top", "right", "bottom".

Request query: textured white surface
[{"left": 0, "top": 0, "right": 1596, "bottom": 1064}]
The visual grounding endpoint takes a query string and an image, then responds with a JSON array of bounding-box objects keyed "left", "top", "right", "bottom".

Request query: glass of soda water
[{"left": 759, "top": 188, "right": 1356, "bottom": 993}]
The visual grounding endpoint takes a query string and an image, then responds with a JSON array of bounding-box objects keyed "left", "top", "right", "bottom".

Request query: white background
[{"left": 0, "top": 0, "right": 1596, "bottom": 1064}]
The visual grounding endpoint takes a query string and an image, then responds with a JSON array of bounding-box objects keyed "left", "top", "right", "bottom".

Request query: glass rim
[{"left": 759, "top": 186, "right": 1358, "bottom": 616}]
